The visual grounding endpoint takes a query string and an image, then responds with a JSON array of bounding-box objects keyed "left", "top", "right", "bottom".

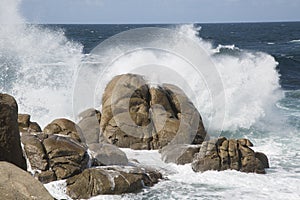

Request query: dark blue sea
[{"left": 1, "top": 22, "right": 300, "bottom": 199}]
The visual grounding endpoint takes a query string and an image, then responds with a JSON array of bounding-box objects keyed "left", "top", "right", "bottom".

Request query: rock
[
  {"left": 66, "top": 166, "right": 162, "bottom": 199},
  {"left": 162, "top": 84, "right": 207, "bottom": 145},
  {"left": 160, "top": 144, "right": 200, "bottom": 165},
  {"left": 89, "top": 143, "right": 128, "bottom": 166},
  {"left": 43, "top": 135, "right": 89, "bottom": 179},
  {"left": 44, "top": 118, "right": 85, "bottom": 143},
  {"left": 36, "top": 170, "right": 57, "bottom": 184},
  {"left": 100, "top": 74, "right": 151, "bottom": 149},
  {"left": 0, "top": 93, "right": 27, "bottom": 170},
  {"left": 18, "top": 114, "right": 30, "bottom": 130},
  {"left": 29, "top": 121, "right": 42, "bottom": 132},
  {"left": 21, "top": 134, "right": 49, "bottom": 171},
  {"left": 192, "top": 139, "right": 221, "bottom": 172},
  {"left": 18, "top": 114, "right": 42, "bottom": 133},
  {"left": 77, "top": 109, "right": 102, "bottom": 145},
  {"left": 78, "top": 108, "right": 101, "bottom": 121},
  {"left": 0, "top": 161, "right": 53, "bottom": 199},
  {"left": 99, "top": 74, "right": 207, "bottom": 150},
  {"left": 192, "top": 137, "right": 269, "bottom": 174},
  {"left": 255, "top": 152, "right": 270, "bottom": 168}
]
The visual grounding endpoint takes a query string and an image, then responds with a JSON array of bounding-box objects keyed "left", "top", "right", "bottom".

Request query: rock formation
[
  {"left": 0, "top": 93, "right": 27, "bottom": 170},
  {"left": 100, "top": 74, "right": 207, "bottom": 150},
  {"left": 67, "top": 165, "right": 162, "bottom": 199},
  {"left": 191, "top": 137, "right": 269, "bottom": 174}
]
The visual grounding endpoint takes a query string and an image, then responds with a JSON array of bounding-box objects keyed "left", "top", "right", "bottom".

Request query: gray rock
[
  {"left": 160, "top": 144, "right": 200, "bottom": 165},
  {"left": 89, "top": 143, "right": 128, "bottom": 166},
  {"left": 77, "top": 109, "right": 102, "bottom": 145}
]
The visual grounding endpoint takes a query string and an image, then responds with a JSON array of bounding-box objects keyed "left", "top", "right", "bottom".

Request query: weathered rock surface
[
  {"left": 192, "top": 137, "right": 269, "bottom": 174},
  {"left": 0, "top": 161, "right": 53, "bottom": 200},
  {"left": 21, "top": 134, "right": 49, "bottom": 171},
  {"left": 100, "top": 74, "right": 207, "bottom": 150},
  {"left": 18, "top": 113, "right": 42, "bottom": 133},
  {"left": 0, "top": 93, "right": 27, "bottom": 170},
  {"left": 66, "top": 166, "right": 162, "bottom": 199},
  {"left": 43, "top": 135, "right": 89, "bottom": 179},
  {"left": 160, "top": 144, "right": 201, "bottom": 165},
  {"left": 89, "top": 143, "right": 128, "bottom": 166},
  {"left": 44, "top": 118, "right": 85, "bottom": 143},
  {"left": 77, "top": 108, "right": 103, "bottom": 145}
]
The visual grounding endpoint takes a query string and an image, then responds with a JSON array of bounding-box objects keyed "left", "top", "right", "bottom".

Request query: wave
[
  {"left": 0, "top": 1, "right": 284, "bottom": 133},
  {"left": 0, "top": 0, "right": 83, "bottom": 127},
  {"left": 289, "top": 39, "right": 300, "bottom": 43}
]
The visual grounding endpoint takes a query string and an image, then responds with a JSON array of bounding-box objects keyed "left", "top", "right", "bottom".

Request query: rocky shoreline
[{"left": 0, "top": 73, "right": 269, "bottom": 199}]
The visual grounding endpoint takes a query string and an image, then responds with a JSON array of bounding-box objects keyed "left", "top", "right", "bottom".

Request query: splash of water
[
  {"left": 0, "top": 0, "right": 83, "bottom": 127},
  {"left": 0, "top": 0, "right": 283, "bottom": 133}
]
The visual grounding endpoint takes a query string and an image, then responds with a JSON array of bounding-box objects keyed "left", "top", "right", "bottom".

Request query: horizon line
[{"left": 26, "top": 20, "right": 300, "bottom": 25}]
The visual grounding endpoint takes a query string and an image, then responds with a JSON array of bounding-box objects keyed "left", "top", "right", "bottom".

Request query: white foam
[
  {"left": 44, "top": 180, "right": 72, "bottom": 200},
  {"left": 0, "top": 0, "right": 83, "bottom": 127},
  {"left": 289, "top": 39, "right": 300, "bottom": 43}
]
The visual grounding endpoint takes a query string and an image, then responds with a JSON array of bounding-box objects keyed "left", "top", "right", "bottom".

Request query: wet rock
[
  {"left": 36, "top": 170, "right": 57, "bottom": 184},
  {"left": 18, "top": 114, "right": 42, "bottom": 133},
  {"left": 0, "top": 161, "right": 53, "bottom": 199},
  {"left": 44, "top": 118, "right": 85, "bottom": 143},
  {"left": 21, "top": 134, "right": 48, "bottom": 171},
  {"left": 43, "top": 135, "right": 89, "bottom": 179},
  {"left": 66, "top": 166, "right": 162, "bottom": 199},
  {"left": 192, "top": 137, "right": 269, "bottom": 174},
  {"left": 255, "top": 152, "right": 269, "bottom": 168},
  {"left": 0, "top": 93, "right": 27, "bottom": 170},
  {"left": 89, "top": 143, "right": 128, "bottom": 166}
]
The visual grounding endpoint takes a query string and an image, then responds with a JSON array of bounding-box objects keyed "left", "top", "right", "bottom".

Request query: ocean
[{"left": 1, "top": 20, "right": 300, "bottom": 199}]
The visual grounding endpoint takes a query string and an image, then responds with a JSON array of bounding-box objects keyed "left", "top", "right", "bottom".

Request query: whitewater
[{"left": 1, "top": 0, "right": 300, "bottom": 199}]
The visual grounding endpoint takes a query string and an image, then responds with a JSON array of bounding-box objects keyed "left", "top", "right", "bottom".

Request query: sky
[{"left": 20, "top": 0, "right": 300, "bottom": 24}]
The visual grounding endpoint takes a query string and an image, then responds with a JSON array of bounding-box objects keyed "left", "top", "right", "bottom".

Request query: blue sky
[{"left": 21, "top": 0, "right": 300, "bottom": 24}]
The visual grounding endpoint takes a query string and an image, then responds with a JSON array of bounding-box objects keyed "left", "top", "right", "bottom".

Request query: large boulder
[
  {"left": 44, "top": 118, "right": 85, "bottom": 143},
  {"left": 0, "top": 161, "right": 53, "bottom": 199},
  {"left": 0, "top": 93, "right": 27, "bottom": 170},
  {"left": 66, "top": 166, "right": 162, "bottom": 199},
  {"left": 191, "top": 137, "right": 269, "bottom": 174},
  {"left": 160, "top": 144, "right": 201, "bottom": 165},
  {"left": 99, "top": 74, "right": 207, "bottom": 150},
  {"left": 43, "top": 135, "right": 89, "bottom": 179},
  {"left": 77, "top": 108, "right": 103, "bottom": 145},
  {"left": 100, "top": 74, "right": 151, "bottom": 149},
  {"left": 89, "top": 143, "right": 128, "bottom": 166}
]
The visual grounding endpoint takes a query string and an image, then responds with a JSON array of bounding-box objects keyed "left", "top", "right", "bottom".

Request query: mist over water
[
  {"left": 0, "top": 0, "right": 83, "bottom": 127},
  {"left": 0, "top": 0, "right": 284, "bottom": 133},
  {"left": 1, "top": 1, "right": 300, "bottom": 199}
]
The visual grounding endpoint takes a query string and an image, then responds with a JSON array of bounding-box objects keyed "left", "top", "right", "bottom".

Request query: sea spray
[
  {"left": 0, "top": 0, "right": 83, "bottom": 127},
  {"left": 0, "top": 0, "right": 283, "bottom": 134}
]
